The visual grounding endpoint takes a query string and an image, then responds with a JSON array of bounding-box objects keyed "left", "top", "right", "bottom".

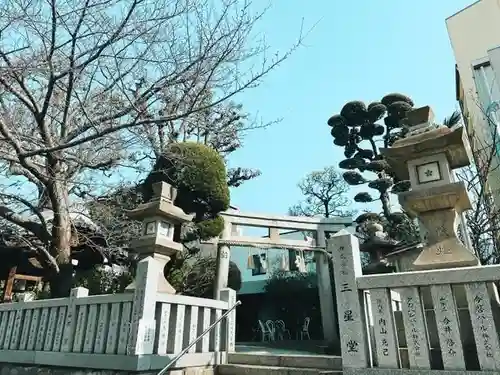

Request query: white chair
[
  {"left": 300, "top": 317, "right": 311, "bottom": 340},
  {"left": 265, "top": 320, "right": 276, "bottom": 341},
  {"left": 258, "top": 320, "right": 273, "bottom": 342},
  {"left": 275, "top": 320, "right": 291, "bottom": 340}
]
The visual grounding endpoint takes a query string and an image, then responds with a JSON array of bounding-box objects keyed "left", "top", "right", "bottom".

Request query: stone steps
[
  {"left": 217, "top": 353, "right": 343, "bottom": 375},
  {"left": 217, "top": 364, "right": 342, "bottom": 375}
]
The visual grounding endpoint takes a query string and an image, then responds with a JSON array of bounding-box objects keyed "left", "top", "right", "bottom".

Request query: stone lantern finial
[
  {"left": 380, "top": 105, "right": 478, "bottom": 270},
  {"left": 405, "top": 105, "right": 434, "bottom": 128},
  {"left": 152, "top": 181, "right": 177, "bottom": 203}
]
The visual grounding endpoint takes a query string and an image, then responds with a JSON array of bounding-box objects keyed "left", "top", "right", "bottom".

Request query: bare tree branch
[
  {"left": 289, "top": 166, "right": 353, "bottom": 218},
  {"left": 0, "top": 196, "right": 50, "bottom": 242},
  {"left": 456, "top": 95, "right": 500, "bottom": 264},
  {"left": 0, "top": 0, "right": 300, "bottom": 296}
]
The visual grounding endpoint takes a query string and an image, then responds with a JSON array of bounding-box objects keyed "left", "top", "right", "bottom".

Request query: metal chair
[
  {"left": 300, "top": 317, "right": 311, "bottom": 340},
  {"left": 275, "top": 319, "right": 291, "bottom": 340},
  {"left": 258, "top": 319, "right": 273, "bottom": 342},
  {"left": 265, "top": 320, "right": 276, "bottom": 341}
]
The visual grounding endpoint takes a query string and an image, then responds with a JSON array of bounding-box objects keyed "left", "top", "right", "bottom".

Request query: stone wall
[{"left": 0, "top": 364, "right": 215, "bottom": 375}]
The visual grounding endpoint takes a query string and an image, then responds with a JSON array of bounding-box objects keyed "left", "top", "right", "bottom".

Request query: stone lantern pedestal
[
  {"left": 398, "top": 182, "right": 478, "bottom": 270},
  {"left": 125, "top": 181, "right": 193, "bottom": 294}
]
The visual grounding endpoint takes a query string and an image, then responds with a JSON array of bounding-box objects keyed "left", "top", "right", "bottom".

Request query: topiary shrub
[
  {"left": 143, "top": 142, "right": 230, "bottom": 241},
  {"left": 327, "top": 93, "right": 419, "bottom": 243}
]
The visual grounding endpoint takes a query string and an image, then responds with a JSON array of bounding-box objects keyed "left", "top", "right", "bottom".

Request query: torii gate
[{"left": 212, "top": 209, "right": 352, "bottom": 347}]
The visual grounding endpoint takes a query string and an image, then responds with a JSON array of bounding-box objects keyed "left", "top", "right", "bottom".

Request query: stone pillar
[
  {"left": 213, "top": 219, "right": 232, "bottom": 299},
  {"left": 61, "top": 287, "right": 89, "bottom": 352},
  {"left": 220, "top": 288, "right": 237, "bottom": 354},
  {"left": 329, "top": 229, "right": 371, "bottom": 369},
  {"left": 316, "top": 229, "right": 339, "bottom": 349},
  {"left": 127, "top": 257, "right": 159, "bottom": 355}
]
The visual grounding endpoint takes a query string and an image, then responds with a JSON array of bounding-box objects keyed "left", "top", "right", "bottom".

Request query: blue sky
[{"left": 227, "top": 0, "right": 474, "bottom": 216}]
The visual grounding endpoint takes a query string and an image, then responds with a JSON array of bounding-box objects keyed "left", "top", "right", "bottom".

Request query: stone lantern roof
[
  {"left": 125, "top": 181, "right": 192, "bottom": 223},
  {"left": 381, "top": 105, "right": 472, "bottom": 181}
]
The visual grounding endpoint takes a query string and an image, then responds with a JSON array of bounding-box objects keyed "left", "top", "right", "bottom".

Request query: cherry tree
[{"left": 0, "top": 0, "right": 301, "bottom": 296}]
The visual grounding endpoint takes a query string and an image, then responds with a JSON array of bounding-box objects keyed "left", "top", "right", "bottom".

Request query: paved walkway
[{"left": 235, "top": 344, "right": 317, "bottom": 355}]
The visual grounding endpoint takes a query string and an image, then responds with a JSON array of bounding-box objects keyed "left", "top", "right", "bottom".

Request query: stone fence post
[
  {"left": 61, "top": 287, "right": 89, "bottom": 352},
  {"left": 220, "top": 288, "right": 237, "bottom": 355},
  {"left": 329, "top": 229, "right": 370, "bottom": 369},
  {"left": 127, "top": 257, "right": 160, "bottom": 355}
]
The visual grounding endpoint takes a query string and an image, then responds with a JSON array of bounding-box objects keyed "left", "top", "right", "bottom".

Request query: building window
[
  {"left": 473, "top": 61, "right": 500, "bottom": 149},
  {"left": 251, "top": 254, "right": 267, "bottom": 276}
]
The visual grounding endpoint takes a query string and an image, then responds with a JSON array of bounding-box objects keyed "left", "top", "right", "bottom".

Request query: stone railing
[
  {"left": 0, "top": 258, "right": 236, "bottom": 372},
  {"left": 0, "top": 290, "right": 133, "bottom": 354},
  {"left": 331, "top": 230, "right": 500, "bottom": 375}
]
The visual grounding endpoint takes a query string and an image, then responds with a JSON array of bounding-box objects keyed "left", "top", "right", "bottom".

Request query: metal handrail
[{"left": 157, "top": 300, "right": 242, "bottom": 375}]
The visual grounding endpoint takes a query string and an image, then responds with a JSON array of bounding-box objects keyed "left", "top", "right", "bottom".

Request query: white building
[
  {"left": 232, "top": 230, "right": 320, "bottom": 295},
  {"left": 227, "top": 223, "right": 354, "bottom": 342},
  {"left": 446, "top": 0, "right": 500, "bottom": 207},
  {"left": 198, "top": 211, "right": 354, "bottom": 341},
  {"left": 200, "top": 224, "right": 355, "bottom": 295}
]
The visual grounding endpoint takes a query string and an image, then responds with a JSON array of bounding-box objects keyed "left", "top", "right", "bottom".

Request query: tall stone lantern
[
  {"left": 381, "top": 105, "right": 479, "bottom": 270},
  {"left": 125, "top": 181, "right": 193, "bottom": 293},
  {"left": 379, "top": 107, "right": 500, "bottom": 366}
]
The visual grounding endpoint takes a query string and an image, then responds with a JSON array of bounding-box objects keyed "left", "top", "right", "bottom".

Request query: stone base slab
[
  {"left": 227, "top": 353, "right": 342, "bottom": 370},
  {"left": 0, "top": 351, "right": 224, "bottom": 372},
  {"left": 343, "top": 369, "right": 498, "bottom": 375},
  {"left": 0, "top": 364, "right": 215, "bottom": 375},
  {"left": 217, "top": 364, "right": 341, "bottom": 375}
]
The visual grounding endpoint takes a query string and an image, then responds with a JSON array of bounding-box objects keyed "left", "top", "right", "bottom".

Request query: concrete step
[
  {"left": 217, "top": 364, "right": 342, "bottom": 375},
  {"left": 228, "top": 353, "right": 342, "bottom": 370}
]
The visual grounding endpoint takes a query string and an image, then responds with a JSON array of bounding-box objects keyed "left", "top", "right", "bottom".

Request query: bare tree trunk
[
  {"left": 47, "top": 180, "right": 73, "bottom": 297},
  {"left": 380, "top": 191, "right": 391, "bottom": 219}
]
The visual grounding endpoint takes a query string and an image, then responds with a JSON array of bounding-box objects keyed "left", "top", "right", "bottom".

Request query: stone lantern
[
  {"left": 125, "top": 181, "right": 193, "bottom": 293},
  {"left": 380, "top": 107, "right": 500, "bottom": 366},
  {"left": 359, "top": 221, "right": 399, "bottom": 274},
  {"left": 381, "top": 105, "right": 479, "bottom": 270}
]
